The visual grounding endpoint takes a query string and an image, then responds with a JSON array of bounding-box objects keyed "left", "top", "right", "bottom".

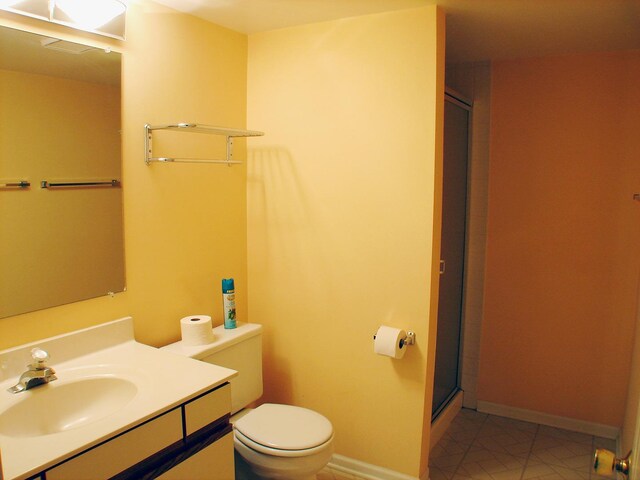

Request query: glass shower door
[{"left": 432, "top": 92, "right": 471, "bottom": 419}]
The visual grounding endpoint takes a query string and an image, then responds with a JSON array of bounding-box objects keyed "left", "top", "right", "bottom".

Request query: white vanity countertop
[{"left": 0, "top": 317, "right": 236, "bottom": 480}]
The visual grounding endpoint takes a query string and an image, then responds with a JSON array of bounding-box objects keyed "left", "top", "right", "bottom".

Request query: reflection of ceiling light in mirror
[
  {"left": 0, "top": 0, "right": 32, "bottom": 6},
  {"left": 0, "top": 0, "right": 49, "bottom": 20},
  {"left": 53, "top": 0, "right": 126, "bottom": 30},
  {"left": 41, "top": 37, "right": 95, "bottom": 54},
  {"left": 0, "top": 0, "right": 127, "bottom": 39}
]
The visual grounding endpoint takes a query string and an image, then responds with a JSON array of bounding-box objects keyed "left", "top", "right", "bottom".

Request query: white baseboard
[
  {"left": 476, "top": 400, "right": 620, "bottom": 440},
  {"left": 328, "top": 454, "right": 424, "bottom": 480}
]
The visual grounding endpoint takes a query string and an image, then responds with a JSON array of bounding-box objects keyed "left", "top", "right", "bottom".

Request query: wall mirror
[{"left": 0, "top": 25, "right": 124, "bottom": 319}]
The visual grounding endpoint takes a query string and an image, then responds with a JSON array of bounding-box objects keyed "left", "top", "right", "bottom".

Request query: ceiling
[{"left": 150, "top": 0, "right": 640, "bottom": 63}]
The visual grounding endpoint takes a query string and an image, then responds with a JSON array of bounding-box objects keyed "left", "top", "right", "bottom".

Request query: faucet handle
[{"left": 30, "top": 347, "right": 50, "bottom": 366}]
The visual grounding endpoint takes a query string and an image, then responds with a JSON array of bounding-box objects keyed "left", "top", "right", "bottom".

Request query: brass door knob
[{"left": 593, "top": 448, "right": 630, "bottom": 478}]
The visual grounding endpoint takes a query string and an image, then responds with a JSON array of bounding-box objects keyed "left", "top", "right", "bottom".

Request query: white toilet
[{"left": 162, "top": 323, "right": 334, "bottom": 479}]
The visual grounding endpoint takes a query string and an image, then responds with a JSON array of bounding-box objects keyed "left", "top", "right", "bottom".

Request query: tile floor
[
  {"left": 429, "top": 409, "right": 617, "bottom": 480},
  {"left": 317, "top": 408, "right": 617, "bottom": 480}
]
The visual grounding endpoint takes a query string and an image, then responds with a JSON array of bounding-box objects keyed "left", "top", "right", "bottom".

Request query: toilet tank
[{"left": 161, "top": 322, "right": 263, "bottom": 414}]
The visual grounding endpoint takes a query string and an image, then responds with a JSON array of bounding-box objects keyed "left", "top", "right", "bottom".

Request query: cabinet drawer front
[
  {"left": 156, "top": 431, "right": 234, "bottom": 480},
  {"left": 184, "top": 384, "right": 231, "bottom": 436},
  {"left": 47, "top": 409, "right": 182, "bottom": 480}
]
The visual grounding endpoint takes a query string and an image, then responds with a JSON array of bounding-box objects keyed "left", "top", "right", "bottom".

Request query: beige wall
[
  {"left": 0, "top": 2, "right": 249, "bottom": 349},
  {"left": 247, "top": 7, "right": 444, "bottom": 477},
  {"left": 479, "top": 50, "right": 640, "bottom": 427}
]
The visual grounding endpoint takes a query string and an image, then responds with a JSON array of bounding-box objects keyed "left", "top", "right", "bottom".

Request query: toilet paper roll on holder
[{"left": 373, "top": 329, "right": 416, "bottom": 348}]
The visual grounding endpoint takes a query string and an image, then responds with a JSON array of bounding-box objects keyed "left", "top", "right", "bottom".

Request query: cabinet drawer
[
  {"left": 156, "top": 431, "right": 234, "bottom": 480},
  {"left": 184, "top": 384, "right": 231, "bottom": 436},
  {"left": 47, "top": 409, "right": 182, "bottom": 480}
]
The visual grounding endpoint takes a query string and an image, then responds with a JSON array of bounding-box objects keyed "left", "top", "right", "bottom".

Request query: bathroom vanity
[{"left": 0, "top": 317, "right": 236, "bottom": 480}]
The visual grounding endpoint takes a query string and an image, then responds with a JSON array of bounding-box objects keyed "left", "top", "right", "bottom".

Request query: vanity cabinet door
[
  {"left": 156, "top": 431, "right": 235, "bottom": 480},
  {"left": 41, "top": 385, "right": 232, "bottom": 480},
  {"left": 184, "top": 384, "right": 231, "bottom": 435},
  {"left": 46, "top": 410, "right": 182, "bottom": 480}
]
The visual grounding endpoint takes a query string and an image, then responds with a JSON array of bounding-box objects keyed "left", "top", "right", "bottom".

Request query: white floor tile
[{"left": 427, "top": 408, "right": 608, "bottom": 480}]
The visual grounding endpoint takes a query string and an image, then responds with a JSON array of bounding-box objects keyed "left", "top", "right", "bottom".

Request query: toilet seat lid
[{"left": 234, "top": 403, "right": 333, "bottom": 451}]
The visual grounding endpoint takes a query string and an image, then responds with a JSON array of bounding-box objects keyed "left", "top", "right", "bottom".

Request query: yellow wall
[
  {"left": 0, "top": 1, "right": 249, "bottom": 349},
  {"left": 0, "top": 4, "right": 446, "bottom": 477},
  {"left": 421, "top": 9, "right": 446, "bottom": 474},
  {"left": 479, "top": 50, "right": 640, "bottom": 427},
  {"left": 0, "top": 68, "right": 123, "bottom": 318},
  {"left": 247, "top": 7, "right": 444, "bottom": 477}
]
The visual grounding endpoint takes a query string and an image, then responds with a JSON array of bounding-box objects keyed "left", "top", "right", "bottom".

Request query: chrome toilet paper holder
[{"left": 373, "top": 330, "right": 416, "bottom": 348}]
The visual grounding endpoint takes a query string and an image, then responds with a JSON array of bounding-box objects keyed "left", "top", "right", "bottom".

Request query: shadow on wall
[
  {"left": 247, "top": 147, "right": 314, "bottom": 404},
  {"left": 246, "top": 146, "right": 340, "bottom": 309},
  {"left": 261, "top": 329, "right": 294, "bottom": 404},
  {"left": 247, "top": 147, "right": 314, "bottom": 271}
]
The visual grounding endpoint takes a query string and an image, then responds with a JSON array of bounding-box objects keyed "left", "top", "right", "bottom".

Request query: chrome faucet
[{"left": 7, "top": 347, "right": 57, "bottom": 393}]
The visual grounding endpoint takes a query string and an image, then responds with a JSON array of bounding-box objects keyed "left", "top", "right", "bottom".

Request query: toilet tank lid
[{"left": 160, "top": 322, "right": 263, "bottom": 360}]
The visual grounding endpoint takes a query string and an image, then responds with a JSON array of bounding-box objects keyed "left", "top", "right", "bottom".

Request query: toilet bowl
[
  {"left": 233, "top": 404, "right": 334, "bottom": 480},
  {"left": 161, "top": 323, "right": 334, "bottom": 480}
]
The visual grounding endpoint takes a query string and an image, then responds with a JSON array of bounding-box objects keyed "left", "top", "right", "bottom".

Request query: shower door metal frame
[{"left": 432, "top": 89, "right": 473, "bottom": 421}]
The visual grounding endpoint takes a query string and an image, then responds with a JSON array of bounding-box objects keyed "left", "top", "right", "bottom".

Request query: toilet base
[
  {"left": 234, "top": 437, "right": 332, "bottom": 480},
  {"left": 234, "top": 451, "right": 318, "bottom": 480},
  {"left": 234, "top": 451, "right": 259, "bottom": 480}
]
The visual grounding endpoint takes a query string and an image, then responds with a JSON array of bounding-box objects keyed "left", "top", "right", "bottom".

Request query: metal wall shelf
[{"left": 144, "top": 123, "right": 264, "bottom": 166}]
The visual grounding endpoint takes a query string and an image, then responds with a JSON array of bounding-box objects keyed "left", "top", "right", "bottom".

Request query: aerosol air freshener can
[{"left": 222, "top": 278, "right": 237, "bottom": 329}]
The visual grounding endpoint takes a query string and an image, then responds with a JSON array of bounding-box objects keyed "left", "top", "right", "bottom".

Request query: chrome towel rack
[
  {"left": 144, "top": 123, "right": 264, "bottom": 166},
  {"left": 40, "top": 179, "right": 121, "bottom": 189}
]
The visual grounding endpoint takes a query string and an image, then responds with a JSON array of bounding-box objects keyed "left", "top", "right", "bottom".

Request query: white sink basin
[
  {"left": 0, "top": 318, "right": 237, "bottom": 480},
  {"left": 0, "top": 376, "right": 138, "bottom": 438}
]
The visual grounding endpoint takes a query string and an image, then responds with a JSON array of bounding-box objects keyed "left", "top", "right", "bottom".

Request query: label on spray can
[{"left": 222, "top": 278, "right": 236, "bottom": 329}]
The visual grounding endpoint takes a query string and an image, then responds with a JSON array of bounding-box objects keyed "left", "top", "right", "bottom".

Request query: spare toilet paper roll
[
  {"left": 180, "top": 315, "right": 215, "bottom": 346},
  {"left": 374, "top": 325, "right": 407, "bottom": 359}
]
